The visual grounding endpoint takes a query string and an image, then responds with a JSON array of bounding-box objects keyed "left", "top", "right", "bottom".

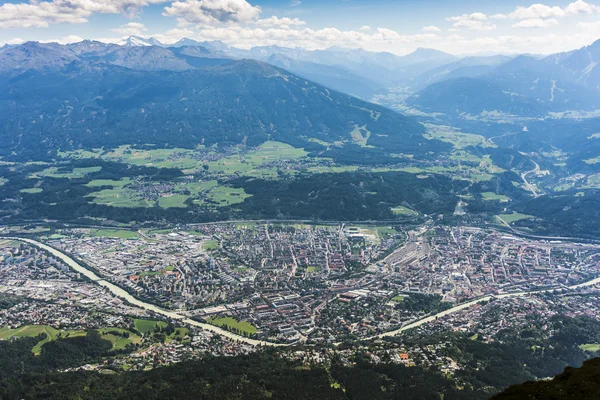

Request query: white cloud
[
  {"left": 565, "top": 0, "right": 600, "bottom": 15},
  {"left": 513, "top": 18, "right": 559, "bottom": 28},
  {"left": 4, "top": 38, "right": 25, "bottom": 45},
  {"left": 112, "top": 22, "right": 148, "bottom": 35},
  {"left": 359, "top": 25, "right": 372, "bottom": 31},
  {"left": 422, "top": 25, "right": 441, "bottom": 32},
  {"left": 494, "top": 1, "right": 600, "bottom": 20},
  {"left": 447, "top": 12, "right": 496, "bottom": 31},
  {"left": 0, "top": 0, "right": 166, "bottom": 29},
  {"left": 163, "top": 0, "right": 262, "bottom": 26},
  {"left": 507, "top": 4, "right": 565, "bottom": 19},
  {"left": 40, "top": 35, "right": 85, "bottom": 44},
  {"left": 577, "top": 19, "right": 600, "bottom": 30},
  {"left": 255, "top": 16, "right": 305, "bottom": 29},
  {"left": 290, "top": 0, "right": 301, "bottom": 6}
]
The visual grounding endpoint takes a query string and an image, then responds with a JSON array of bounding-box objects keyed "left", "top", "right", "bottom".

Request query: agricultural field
[
  {"left": 482, "top": 192, "right": 510, "bottom": 202},
  {"left": 87, "top": 187, "right": 155, "bottom": 208},
  {"left": 30, "top": 166, "right": 102, "bottom": 179},
  {"left": 205, "top": 141, "right": 308, "bottom": 178},
  {"left": 206, "top": 317, "right": 258, "bottom": 336},
  {"left": 158, "top": 194, "right": 189, "bottom": 209},
  {"left": 204, "top": 186, "right": 252, "bottom": 207},
  {"left": 85, "top": 178, "right": 132, "bottom": 188},
  {"left": 423, "top": 124, "right": 493, "bottom": 149}
]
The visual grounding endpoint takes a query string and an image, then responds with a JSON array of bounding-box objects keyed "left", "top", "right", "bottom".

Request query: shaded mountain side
[
  {"left": 0, "top": 57, "right": 446, "bottom": 161},
  {"left": 491, "top": 357, "right": 600, "bottom": 400},
  {"left": 405, "top": 77, "right": 549, "bottom": 118}
]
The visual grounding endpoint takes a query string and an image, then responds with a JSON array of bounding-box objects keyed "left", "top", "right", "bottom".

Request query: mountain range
[{"left": 0, "top": 40, "right": 447, "bottom": 162}]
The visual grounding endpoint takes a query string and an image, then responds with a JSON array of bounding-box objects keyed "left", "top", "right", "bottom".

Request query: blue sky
[{"left": 1, "top": 0, "right": 600, "bottom": 54}]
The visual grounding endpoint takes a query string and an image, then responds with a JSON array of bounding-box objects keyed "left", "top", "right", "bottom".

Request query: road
[
  {"left": 6, "top": 237, "right": 285, "bottom": 347},
  {"left": 7, "top": 236, "right": 600, "bottom": 345},
  {"left": 521, "top": 160, "right": 542, "bottom": 198},
  {"left": 367, "top": 276, "right": 600, "bottom": 340}
]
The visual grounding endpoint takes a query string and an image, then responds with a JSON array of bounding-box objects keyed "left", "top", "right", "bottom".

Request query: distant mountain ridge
[{"left": 0, "top": 40, "right": 448, "bottom": 161}]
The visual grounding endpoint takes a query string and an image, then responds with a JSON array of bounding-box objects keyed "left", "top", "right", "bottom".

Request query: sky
[{"left": 1, "top": 0, "right": 600, "bottom": 55}]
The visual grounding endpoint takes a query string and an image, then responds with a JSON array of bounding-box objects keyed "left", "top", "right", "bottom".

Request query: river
[{"left": 7, "top": 236, "right": 600, "bottom": 346}]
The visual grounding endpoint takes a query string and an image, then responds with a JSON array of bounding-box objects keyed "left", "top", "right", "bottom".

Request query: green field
[
  {"left": 498, "top": 213, "right": 534, "bottom": 224},
  {"left": 0, "top": 325, "right": 87, "bottom": 355},
  {"left": 20, "top": 188, "right": 43, "bottom": 194},
  {"left": 87, "top": 186, "right": 155, "bottom": 208},
  {"left": 584, "top": 156, "right": 600, "bottom": 164},
  {"left": 424, "top": 128, "right": 492, "bottom": 149},
  {"left": 158, "top": 194, "right": 189, "bottom": 208},
  {"left": 205, "top": 141, "right": 307, "bottom": 178},
  {"left": 98, "top": 328, "right": 141, "bottom": 350},
  {"left": 134, "top": 319, "right": 168, "bottom": 334},
  {"left": 205, "top": 186, "right": 252, "bottom": 207},
  {"left": 392, "top": 296, "right": 406, "bottom": 302},
  {"left": 350, "top": 124, "right": 371, "bottom": 146},
  {"left": 85, "top": 178, "right": 132, "bottom": 188},
  {"left": 306, "top": 266, "right": 322, "bottom": 273},
  {"left": 90, "top": 229, "right": 138, "bottom": 239},
  {"left": 482, "top": 192, "right": 510, "bottom": 202},
  {"left": 391, "top": 205, "right": 418, "bottom": 216},
  {"left": 579, "top": 343, "right": 600, "bottom": 352},
  {"left": 202, "top": 239, "right": 219, "bottom": 251},
  {"left": 206, "top": 317, "right": 257, "bottom": 336},
  {"left": 30, "top": 166, "right": 102, "bottom": 179}
]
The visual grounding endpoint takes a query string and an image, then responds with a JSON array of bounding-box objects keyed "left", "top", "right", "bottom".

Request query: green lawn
[
  {"left": 307, "top": 266, "right": 321, "bottom": 273},
  {"left": 392, "top": 296, "right": 406, "bottom": 302},
  {"left": 207, "top": 317, "right": 258, "bottom": 336},
  {"left": 90, "top": 229, "right": 138, "bottom": 239}
]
